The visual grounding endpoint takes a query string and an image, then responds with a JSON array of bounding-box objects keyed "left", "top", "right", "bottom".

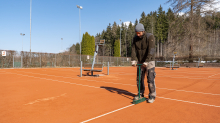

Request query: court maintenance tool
[{"left": 133, "top": 64, "right": 146, "bottom": 104}]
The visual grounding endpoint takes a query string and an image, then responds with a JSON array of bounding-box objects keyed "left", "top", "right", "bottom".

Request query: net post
[{"left": 80, "top": 61, "right": 82, "bottom": 77}]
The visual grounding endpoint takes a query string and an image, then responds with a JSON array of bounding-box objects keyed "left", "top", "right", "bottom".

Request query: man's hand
[
  {"left": 143, "top": 62, "right": 148, "bottom": 67},
  {"left": 131, "top": 61, "right": 137, "bottom": 67}
]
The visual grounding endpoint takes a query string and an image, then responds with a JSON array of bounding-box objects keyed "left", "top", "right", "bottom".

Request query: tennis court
[{"left": 0, "top": 67, "right": 220, "bottom": 123}]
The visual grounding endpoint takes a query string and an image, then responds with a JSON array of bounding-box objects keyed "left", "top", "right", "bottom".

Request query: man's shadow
[{"left": 100, "top": 86, "right": 136, "bottom": 102}]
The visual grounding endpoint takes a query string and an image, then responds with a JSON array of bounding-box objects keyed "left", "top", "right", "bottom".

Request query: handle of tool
[{"left": 137, "top": 64, "right": 142, "bottom": 98}]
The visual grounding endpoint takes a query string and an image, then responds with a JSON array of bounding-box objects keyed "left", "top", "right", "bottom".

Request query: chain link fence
[
  {"left": 1, "top": 50, "right": 220, "bottom": 68},
  {"left": 0, "top": 50, "right": 132, "bottom": 68}
]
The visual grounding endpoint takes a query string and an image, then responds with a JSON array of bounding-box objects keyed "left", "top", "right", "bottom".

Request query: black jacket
[{"left": 131, "top": 33, "right": 155, "bottom": 62}]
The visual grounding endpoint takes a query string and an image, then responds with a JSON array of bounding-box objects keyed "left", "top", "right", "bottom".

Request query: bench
[
  {"left": 197, "top": 63, "right": 204, "bottom": 68},
  {"left": 185, "top": 63, "right": 203, "bottom": 68},
  {"left": 166, "top": 64, "right": 180, "bottom": 68},
  {"left": 185, "top": 63, "right": 196, "bottom": 68},
  {"left": 82, "top": 64, "right": 104, "bottom": 76}
]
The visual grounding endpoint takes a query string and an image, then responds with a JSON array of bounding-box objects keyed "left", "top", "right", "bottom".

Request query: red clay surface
[{"left": 0, "top": 67, "right": 220, "bottom": 123}]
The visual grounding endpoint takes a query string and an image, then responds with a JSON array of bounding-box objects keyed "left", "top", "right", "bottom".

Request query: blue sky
[{"left": 0, "top": 0, "right": 172, "bottom": 53}]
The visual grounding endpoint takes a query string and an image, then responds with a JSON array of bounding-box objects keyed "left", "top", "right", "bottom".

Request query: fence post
[
  {"left": 21, "top": 56, "right": 23, "bottom": 68},
  {"left": 110, "top": 56, "right": 111, "bottom": 66},
  {"left": 40, "top": 54, "right": 41, "bottom": 67},
  {"left": 69, "top": 55, "right": 70, "bottom": 67},
  {"left": 54, "top": 54, "right": 57, "bottom": 67},
  {"left": 13, "top": 55, "right": 14, "bottom": 68}
]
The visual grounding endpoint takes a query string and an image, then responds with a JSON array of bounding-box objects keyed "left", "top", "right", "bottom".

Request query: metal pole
[
  {"left": 138, "top": 64, "right": 141, "bottom": 98},
  {"left": 172, "top": 54, "right": 175, "bottom": 70},
  {"left": 30, "top": 0, "right": 32, "bottom": 53},
  {"left": 13, "top": 55, "right": 14, "bottom": 68},
  {"left": 54, "top": 54, "right": 57, "bottom": 67},
  {"left": 79, "top": 8, "right": 81, "bottom": 62},
  {"left": 40, "top": 54, "right": 41, "bottom": 67},
  {"left": 21, "top": 56, "right": 23, "bottom": 68},
  {"left": 107, "top": 62, "right": 109, "bottom": 75},
  {"left": 170, "top": 62, "right": 171, "bottom": 70},
  {"left": 110, "top": 46, "right": 111, "bottom": 66},
  {"left": 92, "top": 45, "right": 99, "bottom": 70},
  {"left": 22, "top": 35, "right": 23, "bottom": 51},
  {"left": 80, "top": 61, "right": 82, "bottom": 77},
  {"left": 29, "top": 0, "right": 32, "bottom": 67},
  {"left": 61, "top": 38, "right": 63, "bottom": 51},
  {"left": 69, "top": 55, "right": 70, "bottom": 67},
  {"left": 120, "top": 19, "right": 121, "bottom": 57}
]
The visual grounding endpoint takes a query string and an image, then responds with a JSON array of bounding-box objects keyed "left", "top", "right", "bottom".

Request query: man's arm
[
  {"left": 145, "top": 35, "right": 155, "bottom": 61},
  {"left": 131, "top": 37, "right": 137, "bottom": 66}
]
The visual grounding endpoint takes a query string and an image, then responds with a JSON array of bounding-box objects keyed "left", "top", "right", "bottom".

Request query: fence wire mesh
[
  {"left": 0, "top": 50, "right": 220, "bottom": 68},
  {"left": 0, "top": 50, "right": 132, "bottom": 68}
]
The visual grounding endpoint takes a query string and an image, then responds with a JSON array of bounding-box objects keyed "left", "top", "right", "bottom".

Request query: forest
[{"left": 69, "top": 0, "right": 220, "bottom": 61}]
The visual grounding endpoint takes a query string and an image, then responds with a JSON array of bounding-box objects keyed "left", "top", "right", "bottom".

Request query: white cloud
[
  {"left": 124, "top": 21, "right": 134, "bottom": 26},
  {"left": 59, "top": 50, "right": 68, "bottom": 53},
  {"left": 201, "top": 0, "right": 220, "bottom": 12},
  {"left": 178, "top": 12, "right": 185, "bottom": 16},
  {"left": 177, "top": 0, "right": 220, "bottom": 16},
  {"left": 119, "top": 21, "right": 134, "bottom": 27}
]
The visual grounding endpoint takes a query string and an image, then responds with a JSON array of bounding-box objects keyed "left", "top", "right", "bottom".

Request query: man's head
[{"left": 135, "top": 23, "right": 145, "bottom": 38}]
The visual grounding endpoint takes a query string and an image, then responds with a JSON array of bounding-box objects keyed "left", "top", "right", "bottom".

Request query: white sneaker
[
  {"left": 147, "top": 97, "right": 155, "bottom": 103},
  {"left": 134, "top": 93, "right": 144, "bottom": 100}
]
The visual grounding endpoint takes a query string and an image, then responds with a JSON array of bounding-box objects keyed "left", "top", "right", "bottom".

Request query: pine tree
[
  {"left": 69, "top": 44, "right": 76, "bottom": 54},
  {"left": 75, "top": 43, "right": 80, "bottom": 54},
  {"left": 139, "top": 11, "right": 146, "bottom": 24},
  {"left": 135, "top": 19, "right": 138, "bottom": 26},
  {"left": 90, "top": 36, "right": 95, "bottom": 56},
  {"left": 127, "top": 22, "right": 135, "bottom": 57},
  {"left": 114, "top": 39, "right": 120, "bottom": 57}
]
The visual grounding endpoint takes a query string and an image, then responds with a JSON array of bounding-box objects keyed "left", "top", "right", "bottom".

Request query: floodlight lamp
[
  {"left": 77, "top": 5, "right": 82, "bottom": 9},
  {"left": 23, "top": 34, "right": 25, "bottom": 36}
]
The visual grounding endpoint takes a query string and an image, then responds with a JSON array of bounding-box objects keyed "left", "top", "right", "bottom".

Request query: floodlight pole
[
  {"left": 77, "top": 5, "right": 83, "bottom": 62},
  {"left": 30, "top": 0, "right": 32, "bottom": 65},
  {"left": 20, "top": 33, "right": 25, "bottom": 51},
  {"left": 30, "top": 0, "right": 32, "bottom": 54},
  {"left": 119, "top": 19, "right": 121, "bottom": 57},
  {"left": 61, "top": 38, "right": 63, "bottom": 51}
]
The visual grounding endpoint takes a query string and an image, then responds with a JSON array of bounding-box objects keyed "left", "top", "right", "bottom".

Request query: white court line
[
  {"left": 24, "top": 93, "right": 66, "bottom": 105},
  {"left": 1, "top": 71, "right": 220, "bottom": 96},
  {"left": 208, "top": 73, "right": 220, "bottom": 78},
  {"left": 80, "top": 104, "right": 135, "bottom": 123},
  {"left": 12, "top": 70, "right": 136, "bottom": 86},
  {"left": 157, "top": 87, "right": 220, "bottom": 96},
  {"left": 157, "top": 96, "right": 220, "bottom": 108}
]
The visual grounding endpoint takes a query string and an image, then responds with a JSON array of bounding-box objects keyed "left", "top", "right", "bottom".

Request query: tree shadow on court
[{"left": 100, "top": 86, "right": 136, "bottom": 102}]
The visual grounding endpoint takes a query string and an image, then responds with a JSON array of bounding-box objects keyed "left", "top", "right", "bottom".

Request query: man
[{"left": 131, "top": 23, "right": 156, "bottom": 103}]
